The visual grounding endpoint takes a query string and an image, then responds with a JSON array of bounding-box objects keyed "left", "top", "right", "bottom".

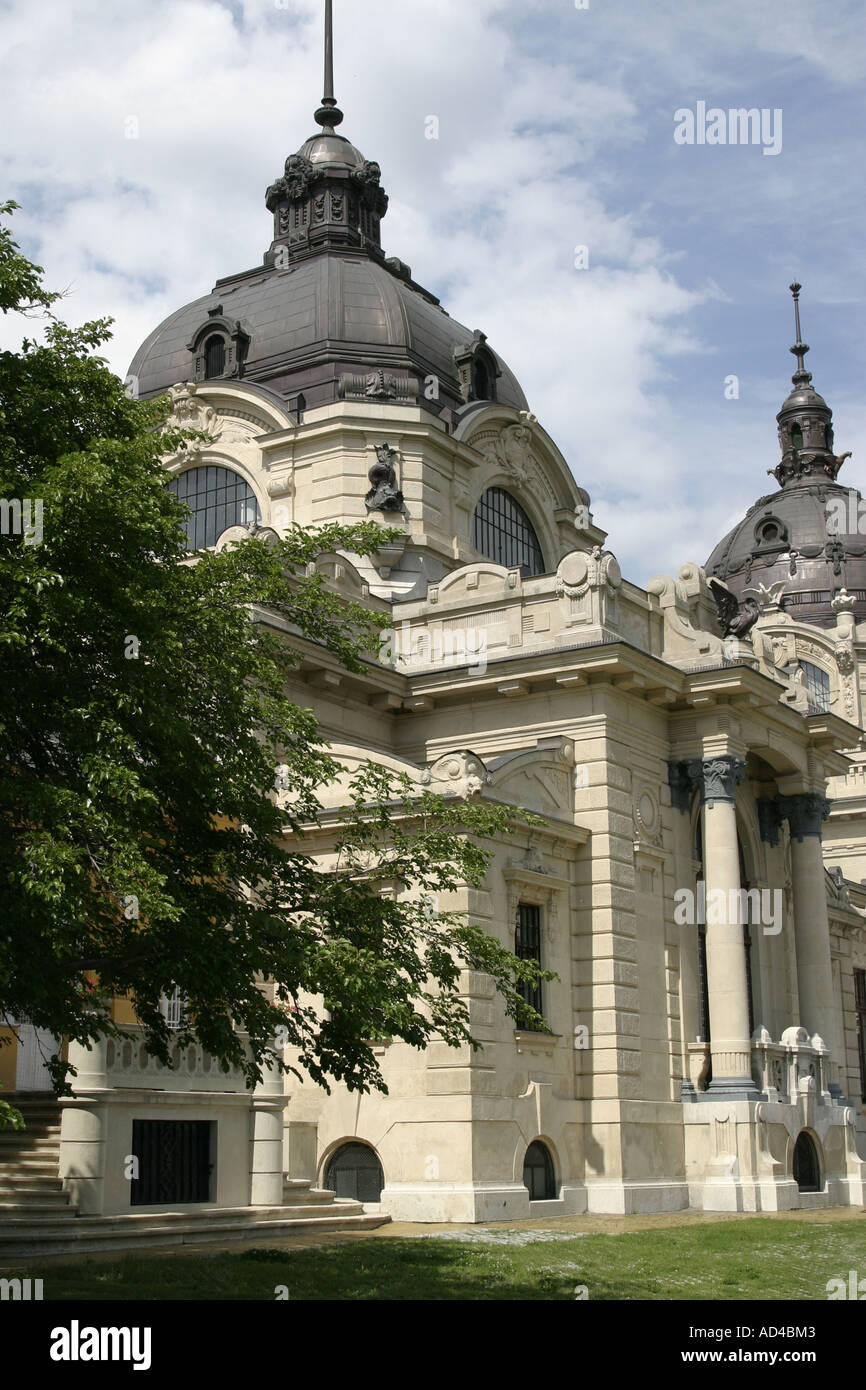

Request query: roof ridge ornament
[
  {"left": 314, "top": 0, "right": 344, "bottom": 132},
  {"left": 788, "top": 281, "right": 812, "bottom": 388}
]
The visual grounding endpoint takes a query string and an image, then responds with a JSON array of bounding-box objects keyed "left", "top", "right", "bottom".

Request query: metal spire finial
[
  {"left": 314, "top": 0, "right": 344, "bottom": 132},
  {"left": 788, "top": 281, "right": 812, "bottom": 387}
]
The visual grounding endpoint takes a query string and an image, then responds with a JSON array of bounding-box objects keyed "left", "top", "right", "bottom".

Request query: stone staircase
[
  {"left": 0, "top": 1097, "right": 387, "bottom": 1256},
  {"left": 0, "top": 1095, "right": 78, "bottom": 1227}
]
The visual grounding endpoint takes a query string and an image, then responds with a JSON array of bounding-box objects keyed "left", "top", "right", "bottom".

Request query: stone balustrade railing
[
  {"left": 751, "top": 1025, "right": 829, "bottom": 1102},
  {"left": 104, "top": 1027, "right": 248, "bottom": 1092}
]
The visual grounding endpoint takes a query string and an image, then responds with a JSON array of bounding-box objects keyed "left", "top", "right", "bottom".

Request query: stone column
[
  {"left": 59, "top": 1037, "right": 109, "bottom": 1215},
  {"left": 250, "top": 1052, "right": 288, "bottom": 1207},
  {"left": 696, "top": 756, "right": 757, "bottom": 1096},
  {"left": 779, "top": 792, "right": 840, "bottom": 1093}
]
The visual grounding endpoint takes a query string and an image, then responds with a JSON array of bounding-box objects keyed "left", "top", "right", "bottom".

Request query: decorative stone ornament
[
  {"left": 338, "top": 369, "right": 419, "bottom": 403},
  {"left": 421, "top": 752, "right": 491, "bottom": 799},
  {"left": 757, "top": 797, "right": 782, "bottom": 846},
  {"left": 365, "top": 445, "right": 404, "bottom": 513}
]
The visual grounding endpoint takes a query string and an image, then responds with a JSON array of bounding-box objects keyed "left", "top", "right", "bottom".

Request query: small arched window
[
  {"left": 324, "top": 1143, "right": 384, "bottom": 1203},
  {"left": 168, "top": 465, "right": 261, "bottom": 551},
  {"left": 204, "top": 335, "right": 226, "bottom": 380},
  {"left": 473, "top": 488, "right": 544, "bottom": 575},
  {"left": 791, "top": 423, "right": 804, "bottom": 451},
  {"left": 472, "top": 356, "right": 494, "bottom": 402},
  {"left": 523, "top": 1141, "right": 556, "bottom": 1200},
  {"left": 792, "top": 1132, "right": 820, "bottom": 1192}
]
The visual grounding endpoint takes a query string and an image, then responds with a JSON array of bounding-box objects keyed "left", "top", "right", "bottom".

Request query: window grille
[
  {"left": 800, "top": 661, "right": 831, "bottom": 714},
  {"left": 515, "top": 901, "right": 543, "bottom": 1024},
  {"left": 472, "top": 488, "right": 544, "bottom": 576},
  {"left": 204, "top": 335, "right": 226, "bottom": 379},
  {"left": 159, "top": 986, "right": 187, "bottom": 1032},
  {"left": 167, "top": 465, "right": 260, "bottom": 551}
]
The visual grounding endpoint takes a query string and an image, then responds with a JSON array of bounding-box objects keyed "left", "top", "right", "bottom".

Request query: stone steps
[
  {"left": 0, "top": 1204, "right": 389, "bottom": 1257},
  {"left": 0, "top": 1198, "right": 76, "bottom": 1214},
  {"left": 0, "top": 1096, "right": 77, "bottom": 1223},
  {"left": 0, "top": 1156, "right": 61, "bottom": 1175},
  {"left": 282, "top": 1179, "right": 340, "bottom": 1205}
]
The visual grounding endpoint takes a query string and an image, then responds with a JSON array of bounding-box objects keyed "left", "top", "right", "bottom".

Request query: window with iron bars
[
  {"left": 515, "top": 901, "right": 543, "bottom": 1026},
  {"left": 159, "top": 986, "right": 188, "bottom": 1031},
  {"left": 800, "top": 660, "right": 831, "bottom": 714}
]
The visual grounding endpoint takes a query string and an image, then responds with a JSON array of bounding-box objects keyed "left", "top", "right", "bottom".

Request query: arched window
[
  {"left": 791, "top": 423, "right": 804, "bottom": 451},
  {"left": 324, "top": 1143, "right": 384, "bottom": 1203},
  {"left": 800, "top": 661, "right": 831, "bottom": 714},
  {"left": 168, "top": 465, "right": 261, "bottom": 551},
  {"left": 204, "top": 335, "right": 226, "bottom": 380},
  {"left": 472, "top": 488, "right": 544, "bottom": 576},
  {"left": 792, "top": 1132, "right": 820, "bottom": 1193},
  {"left": 472, "top": 356, "right": 494, "bottom": 402},
  {"left": 523, "top": 1141, "right": 556, "bottom": 1200}
]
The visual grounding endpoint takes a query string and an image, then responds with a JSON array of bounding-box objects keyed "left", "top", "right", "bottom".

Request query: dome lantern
[
  {"left": 705, "top": 287, "right": 863, "bottom": 630},
  {"left": 264, "top": 0, "right": 389, "bottom": 267},
  {"left": 771, "top": 283, "right": 848, "bottom": 488}
]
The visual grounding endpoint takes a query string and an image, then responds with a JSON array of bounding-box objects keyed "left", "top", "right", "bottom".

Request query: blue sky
[{"left": 1, "top": 0, "right": 863, "bottom": 583}]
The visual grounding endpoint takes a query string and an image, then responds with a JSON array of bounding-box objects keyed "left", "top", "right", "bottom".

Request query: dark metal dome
[
  {"left": 706, "top": 481, "right": 866, "bottom": 629},
  {"left": 127, "top": 254, "right": 529, "bottom": 417},
  {"left": 706, "top": 286, "right": 861, "bottom": 629}
]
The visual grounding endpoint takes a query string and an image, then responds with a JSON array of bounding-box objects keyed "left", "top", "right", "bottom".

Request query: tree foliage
[{"left": 0, "top": 204, "right": 546, "bottom": 1098}]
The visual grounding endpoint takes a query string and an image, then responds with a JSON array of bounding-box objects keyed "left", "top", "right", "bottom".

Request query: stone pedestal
[
  {"left": 250, "top": 1057, "right": 288, "bottom": 1206},
  {"left": 59, "top": 1038, "right": 109, "bottom": 1215}
]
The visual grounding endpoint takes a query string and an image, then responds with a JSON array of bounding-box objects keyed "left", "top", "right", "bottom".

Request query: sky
[{"left": 1, "top": 0, "right": 864, "bottom": 584}]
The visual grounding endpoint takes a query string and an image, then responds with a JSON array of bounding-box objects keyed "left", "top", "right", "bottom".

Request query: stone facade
[{"left": 8, "top": 377, "right": 855, "bottom": 1223}]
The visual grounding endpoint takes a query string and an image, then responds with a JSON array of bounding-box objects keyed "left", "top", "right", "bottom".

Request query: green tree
[{"left": 0, "top": 203, "right": 545, "bottom": 1109}]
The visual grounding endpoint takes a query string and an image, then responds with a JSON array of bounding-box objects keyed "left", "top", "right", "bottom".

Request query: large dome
[{"left": 128, "top": 252, "right": 529, "bottom": 417}]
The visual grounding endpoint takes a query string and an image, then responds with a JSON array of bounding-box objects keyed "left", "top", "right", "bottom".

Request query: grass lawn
[{"left": 22, "top": 1217, "right": 866, "bottom": 1301}]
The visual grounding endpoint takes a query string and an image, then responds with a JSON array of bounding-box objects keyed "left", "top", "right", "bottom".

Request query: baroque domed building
[{"left": 2, "top": 3, "right": 865, "bottom": 1249}]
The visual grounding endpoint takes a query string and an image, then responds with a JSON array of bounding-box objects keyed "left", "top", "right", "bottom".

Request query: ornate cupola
[
  {"left": 264, "top": 0, "right": 389, "bottom": 267},
  {"left": 771, "top": 283, "right": 849, "bottom": 487},
  {"left": 128, "top": 0, "right": 529, "bottom": 416},
  {"left": 705, "top": 285, "right": 864, "bottom": 630}
]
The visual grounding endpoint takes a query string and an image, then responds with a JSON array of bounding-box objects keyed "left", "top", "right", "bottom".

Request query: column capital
[
  {"left": 695, "top": 755, "right": 745, "bottom": 807},
  {"left": 779, "top": 792, "right": 831, "bottom": 840},
  {"left": 668, "top": 755, "right": 745, "bottom": 811}
]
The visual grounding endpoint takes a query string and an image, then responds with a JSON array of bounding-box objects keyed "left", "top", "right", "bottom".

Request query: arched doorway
[
  {"left": 323, "top": 1142, "right": 384, "bottom": 1203},
  {"left": 523, "top": 1140, "right": 556, "bottom": 1200},
  {"left": 792, "top": 1132, "right": 821, "bottom": 1193}
]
